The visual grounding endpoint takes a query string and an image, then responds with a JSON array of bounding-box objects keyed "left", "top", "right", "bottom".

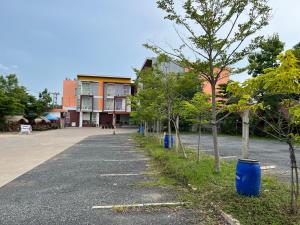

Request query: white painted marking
[
  {"left": 101, "top": 158, "right": 150, "bottom": 162},
  {"left": 92, "top": 202, "right": 187, "bottom": 209},
  {"left": 109, "top": 146, "right": 133, "bottom": 148},
  {"left": 261, "top": 165, "right": 276, "bottom": 170},
  {"left": 221, "top": 156, "right": 237, "bottom": 159},
  {"left": 99, "top": 173, "right": 141, "bottom": 177}
]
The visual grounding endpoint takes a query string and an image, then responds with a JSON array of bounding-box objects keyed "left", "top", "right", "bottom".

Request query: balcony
[
  {"left": 80, "top": 95, "right": 93, "bottom": 112},
  {"left": 103, "top": 97, "right": 129, "bottom": 112}
]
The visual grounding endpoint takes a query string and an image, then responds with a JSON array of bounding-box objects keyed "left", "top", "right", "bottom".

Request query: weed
[{"left": 133, "top": 134, "right": 300, "bottom": 225}]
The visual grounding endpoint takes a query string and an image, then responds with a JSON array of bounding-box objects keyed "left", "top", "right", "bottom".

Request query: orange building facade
[
  {"left": 142, "top": 57, "right": 229, "bottom": 97},
  {"left": 201, "top": 68, "right": 230, "bottom": 98},
  {"left": 62, "top": 75, "right": 133, "bottom": 127}
]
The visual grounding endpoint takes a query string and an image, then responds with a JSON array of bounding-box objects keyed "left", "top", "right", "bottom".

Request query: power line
[{"left": 51, "top": 92, "right": 60, "bottom": 106}]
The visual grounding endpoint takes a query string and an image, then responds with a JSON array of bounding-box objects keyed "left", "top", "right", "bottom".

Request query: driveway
[
  {"left": 0, "top": 127, "right": 135, "bottom": 188},
  {"left": 0, "top": 133, "right": 203, "bottom": 225},
  {"left": 181, "top": 134, "right": 299, "bottom": 176}
]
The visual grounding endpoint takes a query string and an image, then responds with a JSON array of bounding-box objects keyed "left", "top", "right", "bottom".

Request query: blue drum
[
  {"left": 236, "top": 159, "right": 261, "bottom": 196},
  {"left": 164, "top": 134, "right": 173, "bottom": 148}
]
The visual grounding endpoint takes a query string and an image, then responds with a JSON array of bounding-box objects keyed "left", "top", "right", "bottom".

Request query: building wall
[
  {"left": 63, "top": 80, "right": 77, "bottom": 109},
  {"left": 62, "top": 75, "right": 133, "bottom": 127},
  {"left": 202, "top": 68, "right": 230, "bottom": 97},
  {"left": 77, "top": 75, "right": 132, "bottom": 112}
]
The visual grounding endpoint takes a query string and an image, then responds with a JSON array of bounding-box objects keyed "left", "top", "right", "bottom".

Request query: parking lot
[
  {"left": 181, "top": 134, "right": 300, "bottom": 178},
  {"left": 0, "top": 128, "right": 135, "bottom": 188},
  {"left": 0, "top": 131, "right": 202, "bottom": 225}
]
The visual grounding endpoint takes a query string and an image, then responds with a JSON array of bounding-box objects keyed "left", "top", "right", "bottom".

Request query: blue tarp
[{"left": 46, "top": 114, "right": 59, "bottom": 121}]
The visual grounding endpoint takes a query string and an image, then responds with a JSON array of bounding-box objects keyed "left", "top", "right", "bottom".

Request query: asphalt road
[
  {"left": 0, "top": 133, "right": 201, "bottom": 225},
  {"left": 181, "top": 134, "right": 299, "bottom": 175}
]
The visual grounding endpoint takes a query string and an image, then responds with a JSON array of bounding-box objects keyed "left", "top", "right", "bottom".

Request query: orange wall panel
[
  {"left": 98, "top": 81, "right": 104, "bottom": 111},
  {"left": 202, "top": 69, "right": 229, "bottom": 97},
  {"left": 63, "top": 80, "right": 77, "bottom": 108}
]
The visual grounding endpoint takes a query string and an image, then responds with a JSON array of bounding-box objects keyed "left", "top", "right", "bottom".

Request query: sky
[{"left": 0, "top": 0, "right": 299, "bottom": 98}]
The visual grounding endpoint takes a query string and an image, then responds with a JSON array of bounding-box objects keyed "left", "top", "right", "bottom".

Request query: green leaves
[
  {"left": 248, "top": 34, "right": 285, "bottom": 77},
  {"left": 228, "top": 50, "right": 300, "bottom": 141},
  {"left": 0, "top": 74, "right": 52, "bottom": 124},
  {"left": 132, "top": 56, "right": 201, "bottom": 124},
  {"left": 181, "top": 92, "right": 211, "bottom": 124}
]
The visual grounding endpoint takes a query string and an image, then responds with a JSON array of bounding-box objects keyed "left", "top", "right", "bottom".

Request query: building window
[
  {"left": 104, "top": 98, "right": 114, "bottom": 110},
  {"left": 115, "top": 98, "right": 123, "bottom": 110}
]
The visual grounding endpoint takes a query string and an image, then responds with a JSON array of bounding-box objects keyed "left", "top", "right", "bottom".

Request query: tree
[
  {"left": 181, "top": 92, "right": 211, "bottom": 161},
  {"left": 292, "top": 42, "right": 300, "bottom": 66},
  {"left": 145, "top": 0, "right": 271, "bottom": 172},
  {"left": 248, "top": 34, "right": 284, "bottom": 77},
  {"left": 0, "top": 74, "right": 53, "bottom": 128},
  {"left": 132, "top": 55, "right": 200, "bottom": 157},
  {"left": 0, "top": 74, "right": 27, "bottom": 127},
  {"left": 228, "top": 50, "right": 300, "bottom": 213}
]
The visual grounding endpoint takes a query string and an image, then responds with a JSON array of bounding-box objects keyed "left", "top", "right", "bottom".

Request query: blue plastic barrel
[
  {"left": 164, "top": 135, "right": 174, "bottom": 148},
  {"left": 236, "top": 159, "right": 261, "bottom": 196},
  {"left": 139, "top": 126, "right": 144, "bottom": 135}
]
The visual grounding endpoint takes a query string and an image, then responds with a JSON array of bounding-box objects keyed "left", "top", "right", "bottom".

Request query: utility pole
[{"left": 51, "top": 92, "right": 60, "bottom": 107}]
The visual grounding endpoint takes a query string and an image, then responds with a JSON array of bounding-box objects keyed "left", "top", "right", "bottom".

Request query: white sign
[{"left": 20, "top": 124, "right": 32, "bottom": 134}]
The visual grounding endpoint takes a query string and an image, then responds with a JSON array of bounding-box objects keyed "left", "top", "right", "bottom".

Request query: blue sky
[{"left": 0, "top": 0, "right": 299, "bottom": 98}]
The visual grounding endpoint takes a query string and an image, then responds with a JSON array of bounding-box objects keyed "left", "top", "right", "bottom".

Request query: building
[
  {"left": 62, "top": 75, "right": 134, "bottom": 127},
  {"left": 141, "top": 57, "right": 229, "bottom": 96}
]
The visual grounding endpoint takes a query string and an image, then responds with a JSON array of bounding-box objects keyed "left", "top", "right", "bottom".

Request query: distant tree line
[{"left": 0, "top": 74, "right": 52, "bottom": 131}]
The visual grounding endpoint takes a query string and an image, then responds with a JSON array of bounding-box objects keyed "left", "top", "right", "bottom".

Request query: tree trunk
[
  {"left": 211, "top": 84, "right": 220, "bottom": 173},
  {"left": 144, "top": 121, "right": 148, "bottom": 137},
  {"left": 175, "top": 116, "right": 179, "bottom": 151},
  {"left": 242, "top": 109, "right": 250, "bottom": 159},
  {"left": 172, "top": 119, "right": 187, "bottom": 158},
  {"left": 197, "top": 119, "right": 201, "bottom": 161},
  {"left": 112, "top": 113, "right": 116, "bottom": 135},
  {"left": 168, "top": 100, "right": 172, "bottom": 149},
  {"left": 158, "top": 120, "right": 162, "bottom": 144},
  {"left": 288, "top": 141, "right": 299, "bottom": 213}
]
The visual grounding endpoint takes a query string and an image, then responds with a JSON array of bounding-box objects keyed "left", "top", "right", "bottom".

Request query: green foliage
[
  {"left": 248, "top": 34, "right": 285, "bottom": 77},
  {"left": 131, "top": 56, "right": 200, "bottom": 125},
  {"left": 0, "top": 74, "right": 53, "bottom": 128},
  {"left": 147, "top": 0, "right": 271, "bottom": 81},
  {"left": 0, "top": 74, "right": 27, "bottom": 119},
  {"left": 181, "top": 92, "right": 211, "bottom": 124},
  {"left": 228, "top": 50, "right": 300, "bottom": 142},
  {"left": 146, "top": 0, "right": 271, "bottom": 172},
  {"left": 135, "top": 134, "right": 300, "bottom": 225},
  {"left": 292, "top": 42, "right": 300, "bottom": 66}
]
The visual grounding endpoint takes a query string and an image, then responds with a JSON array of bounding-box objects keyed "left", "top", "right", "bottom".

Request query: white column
[
  {"left": 242, "top": 108, "right": 250, "bottom": 159},
  {"left": 96, "top": 112, "right": 99, "bottom": 127},
  {"left": 79, "top": 111, "right": 83, "bottom": 127}
]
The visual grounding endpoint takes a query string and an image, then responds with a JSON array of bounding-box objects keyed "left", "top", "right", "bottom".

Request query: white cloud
[{"left": 0, "top": 63, "right": 19, "bottom": 73}]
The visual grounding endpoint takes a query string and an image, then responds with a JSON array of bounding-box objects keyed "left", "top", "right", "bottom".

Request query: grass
[{"left": 133, "top": 134, "right": 300, "bottom": 225}]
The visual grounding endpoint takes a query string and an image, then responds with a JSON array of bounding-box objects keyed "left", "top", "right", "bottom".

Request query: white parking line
[
  {"left": 221, "top": 156, "right": 237, "bottom": 159},
  {"left": 92, "top": 202, "right": 187, "bottom": 209},
  {"left": 261, "top": 165, "right": 276, "bottom": 170},
  {"left": 101, "top": 158, "right": 150, "bottom": 162},
  {"left": 99, "top": 173, "right": 141, "bottom": 177}
]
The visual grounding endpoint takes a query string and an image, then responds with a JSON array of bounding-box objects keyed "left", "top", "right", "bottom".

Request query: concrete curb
[
  {"left": 220, "top": 210, "right": 241, "bottom": 225},
  {"left": 210, "top": 203, "right": 241, "bottom": 225}
]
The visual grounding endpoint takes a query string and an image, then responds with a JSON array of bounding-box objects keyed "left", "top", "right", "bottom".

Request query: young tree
[
  {"left": 133, "top": 56, "right": 200, "bottom": 157},
  {"left": 145, "top": 0, "right": 271, "bottom": 172},
  {"left": 181, "top": 92, "right": 211, "bottom": 161},
  {"left": 228, "top": 50, "right": 300, "bottom": 212}
]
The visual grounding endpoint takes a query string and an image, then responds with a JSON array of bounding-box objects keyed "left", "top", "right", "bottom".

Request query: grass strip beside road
[{"left": 133, "top": 134, "right": 300, "bottom": 225}]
